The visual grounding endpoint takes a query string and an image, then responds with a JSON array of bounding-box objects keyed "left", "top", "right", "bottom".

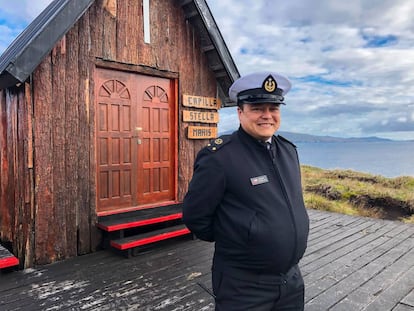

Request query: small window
[{"left": 143, "top": 0, "right": 150, "bottom": 44}]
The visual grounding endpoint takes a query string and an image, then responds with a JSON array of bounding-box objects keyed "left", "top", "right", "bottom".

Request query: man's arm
[{"left": 182, "top": 149, "right": 225, "bottom": 242}]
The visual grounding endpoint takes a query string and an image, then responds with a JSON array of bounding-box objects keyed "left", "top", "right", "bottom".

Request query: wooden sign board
[
  {"left": 182, "top": 94, "right": 221, "bottom": 110},
  {"left": 187, "top": 126, "right": 217, "bottom": 139},
  {"left": 182, "top": 110, "right": 219, "bottom": 124}
]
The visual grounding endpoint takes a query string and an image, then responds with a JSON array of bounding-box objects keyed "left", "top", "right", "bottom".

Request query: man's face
[{"left": 238, "top": 103, "right": 281, "bottom": 141}]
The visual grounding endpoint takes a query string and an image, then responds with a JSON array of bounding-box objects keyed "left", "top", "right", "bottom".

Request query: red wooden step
[
  {"left": 98, "top": 213, "right": 183, "bottom": 232},
  {"left": 110, "top": 224, "right": 191, "bottom": 250},
  {"left": 97, "top": 204, "right": 183, "bottom": 232},
  {"left": 0, "top": 244, "right": 19, "bottom": 269}
]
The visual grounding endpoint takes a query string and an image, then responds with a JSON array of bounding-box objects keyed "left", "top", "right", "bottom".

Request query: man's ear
[{"left": 237, "top": 106, "right": 243, "bottom": 120}]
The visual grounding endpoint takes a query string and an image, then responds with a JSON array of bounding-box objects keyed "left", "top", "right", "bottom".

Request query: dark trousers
[{"left": 212, "top": 265, "right": 304, "bottom": 311}]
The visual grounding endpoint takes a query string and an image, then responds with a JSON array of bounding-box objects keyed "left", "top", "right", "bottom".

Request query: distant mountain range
[
  {"left": 276, "top": 131, "right": 395, "bottom": 143},
  {"left": 219, "top": 129, "right": 408, "bottom": 143}
]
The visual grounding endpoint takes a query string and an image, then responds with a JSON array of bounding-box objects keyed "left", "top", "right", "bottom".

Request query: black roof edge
[
  {"left": 0, "top": 0, "right": 94, "bottom": 90},
  {"left": 193, "top": 0, "right": 240, "bottom": 84}
]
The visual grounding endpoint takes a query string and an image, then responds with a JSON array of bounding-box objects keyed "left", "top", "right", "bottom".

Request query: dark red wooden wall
[{"left": 0, "top": 0, "right": 217, "bottom": 267}]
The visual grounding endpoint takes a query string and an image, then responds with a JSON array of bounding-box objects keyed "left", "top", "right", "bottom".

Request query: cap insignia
[{"left": 263, "top": 75, "right": 277, "bottom": 93}]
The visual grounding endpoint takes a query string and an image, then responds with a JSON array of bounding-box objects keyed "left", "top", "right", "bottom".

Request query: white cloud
[
  {"left": 0, "top": 0, "right": 413, "bottom": 140},
  {"left": 0, "top": 24, "right": 23, "bottom": 54},
  {"left": 207, "top": 0, "right": 414, "bottom": 140},
  {"left": 0, "top": 0, "right": 53, "bottom": 55},
  {"left": 0, "top": 0, "right": 52, "bottom": 22}
]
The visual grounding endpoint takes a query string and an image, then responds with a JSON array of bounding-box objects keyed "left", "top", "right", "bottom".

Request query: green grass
[{"left": 301, "top": 165, "right": 414, "bottom": 224}]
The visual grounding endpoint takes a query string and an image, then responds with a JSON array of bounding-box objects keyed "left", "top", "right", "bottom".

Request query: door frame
[{"left": 94, "top": 63, "right": 179, "bottom": 216}]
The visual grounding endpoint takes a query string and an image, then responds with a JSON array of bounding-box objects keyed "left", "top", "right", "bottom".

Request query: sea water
[{"left": 296, "top": 141, "right": 414, "bottom": 178}]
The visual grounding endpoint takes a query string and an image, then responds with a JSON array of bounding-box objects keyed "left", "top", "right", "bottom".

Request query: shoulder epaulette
[
  {"left": 277, "top": 135, "right": 297, "bottom": 148},
  {"left": 206, "top": 135, "right": 232, "bottom": 152}
]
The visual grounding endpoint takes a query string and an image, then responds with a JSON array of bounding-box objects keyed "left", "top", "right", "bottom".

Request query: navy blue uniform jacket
[{"left": 183, "top": 127, "right": 309, "bottom": 275}]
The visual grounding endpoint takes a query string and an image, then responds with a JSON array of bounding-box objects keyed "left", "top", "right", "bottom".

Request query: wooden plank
[
  {"left": 13, "top": 83, "right": 31, "bottom": 268},
  {"left": 182, "top": 94, "right": 220, "bottom": 110},
  {"left": 24, "top": 83, "right": 33, "bottom": 187},
  {"left": 97, "top": 204, "right": 183, "bottom": 231},
  {"left": 307, "top": 211, "right": 349, "bottom": 241},
  {"left": 0, "top": 238, "right": 211, "bottom": 310},
  {"left": 0, "top": 210, "right": 412, "bottom": 310},
  {"left": 86, "top": 2, "right": 101, "bottom": 253},
  {"left": 331, "top": 248, "right": 414, "bottom": 310},
  {"left": 307, "top": 216, "right": 377, "bottom": 248},
  {"left": 65, "top": 23, "right": 80, "bottom": 259},
  {"left": 4, "top": 90, "right": 17, "bottom": 244},
  {"left": 0, "top": 249, "right": 123, "bottom": 290},
  {"left": 102, "top": 0, "right": 117, "bottom": 60},
  {"left": 51, "top": 35, "right": 68, "bottom": 261},
  {"left": 177, "top": 19, "right": 194, "bottom": 201},
  {"left": 73, "top": 241, "right": 212, "bottom": 310},
  {"left": 302, "top": 219, "right": 392, "bottom": 272},
  {"left": 308, "top": 209, "right": 338, "bottom": 227},
  {"left": 304, "top": 221, "right": 408, "bottom": 289},
  {"left": 98, "top": 213, "right": 183, "bottom": 232},
  {"left": 362, "top": 267, "right": 414, "bottom": 311},
  {"left": 0, "top": 90, "right": 8, "bottom": 239},
  {"left": 77, "top": 6, "right": 92, "bottom": 255},
  {"left": 0, "top": 244, "right": 19, "bottom": 268},
  {"left": 135, "top": 0, "right": 146, "bottom": 62},
  {"left": 23, "top": 82, "right": 35, "bottom": 268},
  {"left": 116, "top": 0, "right": 129, "bottom": 62},
  {"left": 182, "top": 110, "right": 219, "bottom": 124},
  {"left": 187, "top": 126, "right": 217, "bottom": 139},
  {"left": 303, "top": 218, "right": 401, "bottom": 274},
  {"left": 33, "top": 55, "right": 54, "bottom": 265},
  {"left": 110, "top": 225, "right": 190, "bottom": 250},
  {"left": 0, "top": 256, "right": 19, "bottom": 269},
  {"left": 401, "top": 289, "right": 414, "bottom": 307},
  {"left": 301, "top": 220, "right": 386, "bottom": 270},
  {"left": 128, "top": 0, "right": 139, "bottom": 64},
  {"left": 392, "top": 304, "right": 414, "bottom": 311},
  {"left": 305, "top": 216, "right": 367, "bottom": 248},
  {"left": 11, "top": 87, "right": 30, "bottom": 267},
  {"left": 305, "top": 224, "right": 414, "bottom": 310},
  {"left": 9, "top": 90, "right": 18, "bottom": 250},
  {"left": 89, "top": 0, "right": 103, "bottom": 57},
  {"left": 114, "top": 0, "right": 139, "bottom": 64}
]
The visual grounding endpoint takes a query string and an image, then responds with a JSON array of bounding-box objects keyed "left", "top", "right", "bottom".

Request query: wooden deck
[{"left": 1, "top": 209, "right": 413, "bottom": 310}]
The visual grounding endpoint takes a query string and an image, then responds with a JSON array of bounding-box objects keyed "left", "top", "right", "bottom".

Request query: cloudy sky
[{"left": 1, "top": 0, "right": 414, "bottom": 140}]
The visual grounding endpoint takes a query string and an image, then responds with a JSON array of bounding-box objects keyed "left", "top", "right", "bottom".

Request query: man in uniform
[{"left": 183, "top": 71, "right": 309, "bottom": 310}]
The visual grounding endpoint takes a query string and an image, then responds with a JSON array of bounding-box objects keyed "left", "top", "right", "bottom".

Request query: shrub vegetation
[{"left": 301, "top": 165, "right": 414, "bottom": 224}]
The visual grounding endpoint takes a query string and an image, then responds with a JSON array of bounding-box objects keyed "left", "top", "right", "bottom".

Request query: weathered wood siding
[
  {"left": 0, "top": 0, "right": 217, "bottom": 267},
  {"left": 0, "top": 85, "right": 35, "bottom": 267}
]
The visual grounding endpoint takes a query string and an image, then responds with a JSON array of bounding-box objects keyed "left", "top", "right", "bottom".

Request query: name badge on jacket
[{"left": 250, "top": 175, "right": 269, "bottom": 186}]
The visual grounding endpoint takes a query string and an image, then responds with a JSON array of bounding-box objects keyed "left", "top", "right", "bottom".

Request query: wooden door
[
  {"left": 96, "top": 69, "right": 176, "bottom": 213},
  {"left": 136, "top": 75, "right": 175, "bottom": 205}
]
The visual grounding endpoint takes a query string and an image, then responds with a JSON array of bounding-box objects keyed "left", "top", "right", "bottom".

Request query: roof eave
[
  {"left": 0, "top": 0, "right": 95, "bottom": 90},
  {"left": 190, "top": 0, "right": 240, "bottom": 107}
]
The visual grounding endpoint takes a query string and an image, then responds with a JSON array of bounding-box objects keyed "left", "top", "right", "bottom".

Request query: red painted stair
[
  {"left": 97, "top": 203, "right": 191, "bottom": 257},
  {"left": 111, "top": 224, "right": 190, "bottom": 250},
  {"left": 0, "top": 244, "right": 19, "bottom": 270}
]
